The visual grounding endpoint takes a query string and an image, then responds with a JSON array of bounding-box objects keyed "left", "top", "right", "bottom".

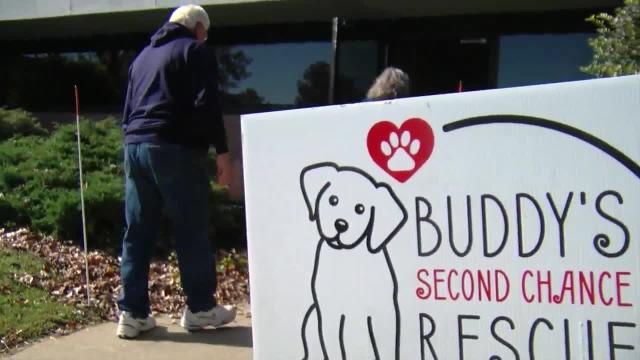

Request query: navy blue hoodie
[{"left": 122, "top": 22, "right": 228, "bottom": 153}]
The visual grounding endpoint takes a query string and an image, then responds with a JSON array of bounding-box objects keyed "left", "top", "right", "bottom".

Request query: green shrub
[
  {"left": 0, "top": 116, "right": 125, "bottom": 250},
  {"left": 0, "top": 196, "right": 19, "bottom": 227},
  {"left": 0, "top": 108, "right": 47, "bottom": 141},
  {"left": 0, "top": 109, "right": 245, "bottom": 254}
]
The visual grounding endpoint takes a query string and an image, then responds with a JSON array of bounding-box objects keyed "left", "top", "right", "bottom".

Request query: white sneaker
[
  {"left": 180, "top": 305, "right": 237, "bottom": 331},
  {"left": 116, "top": 312, "right": 157, "bottom": 339}
]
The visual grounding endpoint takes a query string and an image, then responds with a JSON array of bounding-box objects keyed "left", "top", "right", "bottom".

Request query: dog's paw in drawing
[{"left": 380, "top": 130, "right": 421, "bottom": 171}]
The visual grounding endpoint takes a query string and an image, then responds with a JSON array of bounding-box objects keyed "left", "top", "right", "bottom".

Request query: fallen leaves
[
  {"left": 0, "top": 227, "right": 249, "bottom": 352},
  {"left": 14, "top": 272, "right": 34, "bottom": 286}
]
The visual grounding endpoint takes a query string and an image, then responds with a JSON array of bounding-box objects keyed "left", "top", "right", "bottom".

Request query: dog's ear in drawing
[
  {"left": 366, "top": 183, "right": 408, "bottom": 253},
  {"left": 300, "top": 163, "right": 338, "bottom": 221}
]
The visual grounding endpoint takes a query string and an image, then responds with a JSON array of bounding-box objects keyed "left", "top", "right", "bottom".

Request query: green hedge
[
  {"left": 0, "top": 109, "right": 245, "bottom": 254},
  {"left": 0, "top": 108, "right": 47, "bottom": 141}
]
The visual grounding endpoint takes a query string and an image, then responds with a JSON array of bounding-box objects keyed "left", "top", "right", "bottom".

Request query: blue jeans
[{"left": 118, "top": 143, "right": 216, "bottom": 318}]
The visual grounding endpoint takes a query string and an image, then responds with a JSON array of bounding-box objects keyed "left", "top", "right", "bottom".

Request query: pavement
[{"left": 8, "top": 306, "right": 253, "bottom": 360}]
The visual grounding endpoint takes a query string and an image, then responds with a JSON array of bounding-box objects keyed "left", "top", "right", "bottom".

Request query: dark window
[
  {"left": 0, "top": 51, "right": 134, "bottom": 112},
  {"left": 497, "top": 33, "right": 594, "bottom": 88},
  {"left": 388, "top": 36, "right": 492, "bottom": 96},
  {"left": 217, "top": 42, "right": 331, "bottom": 113},
  {"left": 338, "top": 40, "right": 379, "bottom": 103}
]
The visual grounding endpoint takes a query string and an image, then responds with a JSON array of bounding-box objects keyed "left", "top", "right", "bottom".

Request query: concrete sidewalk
[{"left": 9, "top": 309, "right": 252, "bottom": 360}]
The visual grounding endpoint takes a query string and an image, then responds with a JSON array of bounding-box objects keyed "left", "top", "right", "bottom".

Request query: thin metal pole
[
  {"left": 74, "top": 85, "right": 91, "bottom": 305},
  {"left": 384, "top": 41, "right": 389, "bottom": 69},
  {"left": 328, "top": 17, "right": 340, "bottom": 105}
]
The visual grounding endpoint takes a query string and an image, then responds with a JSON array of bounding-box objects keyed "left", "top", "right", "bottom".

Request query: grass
[{"left": 0, "top": 248, "right": 79, "bottom": 349}]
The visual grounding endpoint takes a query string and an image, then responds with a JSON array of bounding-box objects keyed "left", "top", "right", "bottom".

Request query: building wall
[
  {"left": 0, "top": 0, "right": 265, "bottom": 21},
  {"left": 0, "top": 3, "right": 623, "bottom": 201},
  {"left": 0, "top": 0, "right": 622, "bottom": 42}
]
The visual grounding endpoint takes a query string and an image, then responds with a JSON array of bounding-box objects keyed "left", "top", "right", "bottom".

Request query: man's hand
[{"left": 216, "top": 152, "right": 232, "bottom": 186}]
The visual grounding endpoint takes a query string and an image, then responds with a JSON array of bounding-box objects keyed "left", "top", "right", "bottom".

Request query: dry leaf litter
[{"left": 0, "top": 228, "right": 249, "bottom": 353}]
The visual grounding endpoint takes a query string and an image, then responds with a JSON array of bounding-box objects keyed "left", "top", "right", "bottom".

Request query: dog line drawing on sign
[{"left": 300, "top": 162, "right": 408, "bottom": 360}]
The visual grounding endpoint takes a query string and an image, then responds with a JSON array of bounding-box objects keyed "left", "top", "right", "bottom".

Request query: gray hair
[
  {"left": 169, "top": 4, "right": 211, "bottom": 31},
  {"left": 366, "top": 67, "right": 410, "bottom": 101}
]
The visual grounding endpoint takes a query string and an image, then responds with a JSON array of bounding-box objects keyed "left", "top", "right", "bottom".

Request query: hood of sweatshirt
[{"left": 150, "top": 22, "right": 196, "bottom": 47}]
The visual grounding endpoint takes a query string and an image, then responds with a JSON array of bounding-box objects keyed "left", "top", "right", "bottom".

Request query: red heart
[{"left": 367, "top": 118, "right": 435, "bottom": 183}]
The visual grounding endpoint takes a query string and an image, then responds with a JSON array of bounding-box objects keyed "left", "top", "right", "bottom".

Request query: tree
[
  {"left": 234, "top": 88, "right": 264, "bottom": 106},
  {"left": 295, "top": 61, "right": 331, "bottom": 107},
  {"left": 295, "top": 61, "right": 359, "bottom": 107},
  {"left": 214, "top": 47, "right": 269, "bottom": 111},
  {"left": 582, "top": 0, "right": 640, "bottom": 77},
  {"left": 219, "top": 87, "right": 266, "bottom": 113},
  {"left": 216, "top": 47, "right": 252, "bottom": 92}
]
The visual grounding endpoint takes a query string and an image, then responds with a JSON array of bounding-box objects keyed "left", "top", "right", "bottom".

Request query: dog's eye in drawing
[
  {"left": 355, "top": 204, "right": 365, "bottom": 215},
  {"left": 329, "top": 195, "right": 339, "bottom": 206}
]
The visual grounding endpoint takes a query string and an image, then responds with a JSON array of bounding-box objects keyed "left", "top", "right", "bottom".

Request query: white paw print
[{"left": 380, "top": 130, "right": 421, "bottom": 171}]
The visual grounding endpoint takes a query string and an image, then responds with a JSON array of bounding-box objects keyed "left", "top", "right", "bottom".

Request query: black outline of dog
[{"left": 300, "top": 162, "right": 408, "bottom": 360}]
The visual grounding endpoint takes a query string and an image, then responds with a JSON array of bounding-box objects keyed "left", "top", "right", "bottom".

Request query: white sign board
[{"left": 242, "top": 76, "right": 640, "bottom": 360}]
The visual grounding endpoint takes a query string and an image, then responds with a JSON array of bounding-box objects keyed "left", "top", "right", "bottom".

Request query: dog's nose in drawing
[{"left": 334, "top": 219, "right": 349, "bottom": 233}]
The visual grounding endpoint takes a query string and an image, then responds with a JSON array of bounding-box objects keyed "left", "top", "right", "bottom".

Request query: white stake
[{"left": 74, "top": 85, "right": 91, "bottom": 305}]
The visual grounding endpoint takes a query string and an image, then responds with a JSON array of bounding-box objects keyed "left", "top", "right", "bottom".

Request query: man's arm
[
  {"left": 191, "top": 43, "right": 228, "bottom": 153},
  {"left": 122, "top": 67, "right": 133, "bottom": 132},
  {"left": 191, "top": 43, "right": 230, "bottom": 185}
]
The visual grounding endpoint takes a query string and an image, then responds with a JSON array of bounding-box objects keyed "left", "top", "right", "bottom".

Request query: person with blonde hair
[
  {"left": 117, "top": 4, "right": 235, "bottom": 339},
  {"left": 365, "top": 67, "right": 410, "bottom": 101}
]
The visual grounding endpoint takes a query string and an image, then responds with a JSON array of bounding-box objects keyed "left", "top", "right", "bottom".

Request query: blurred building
[
  {"left": 0, "top": 0, "right": 621, "bottom": 198},
  {"left": 0, "top": 0, "right": 621, "bottom": 111}
]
